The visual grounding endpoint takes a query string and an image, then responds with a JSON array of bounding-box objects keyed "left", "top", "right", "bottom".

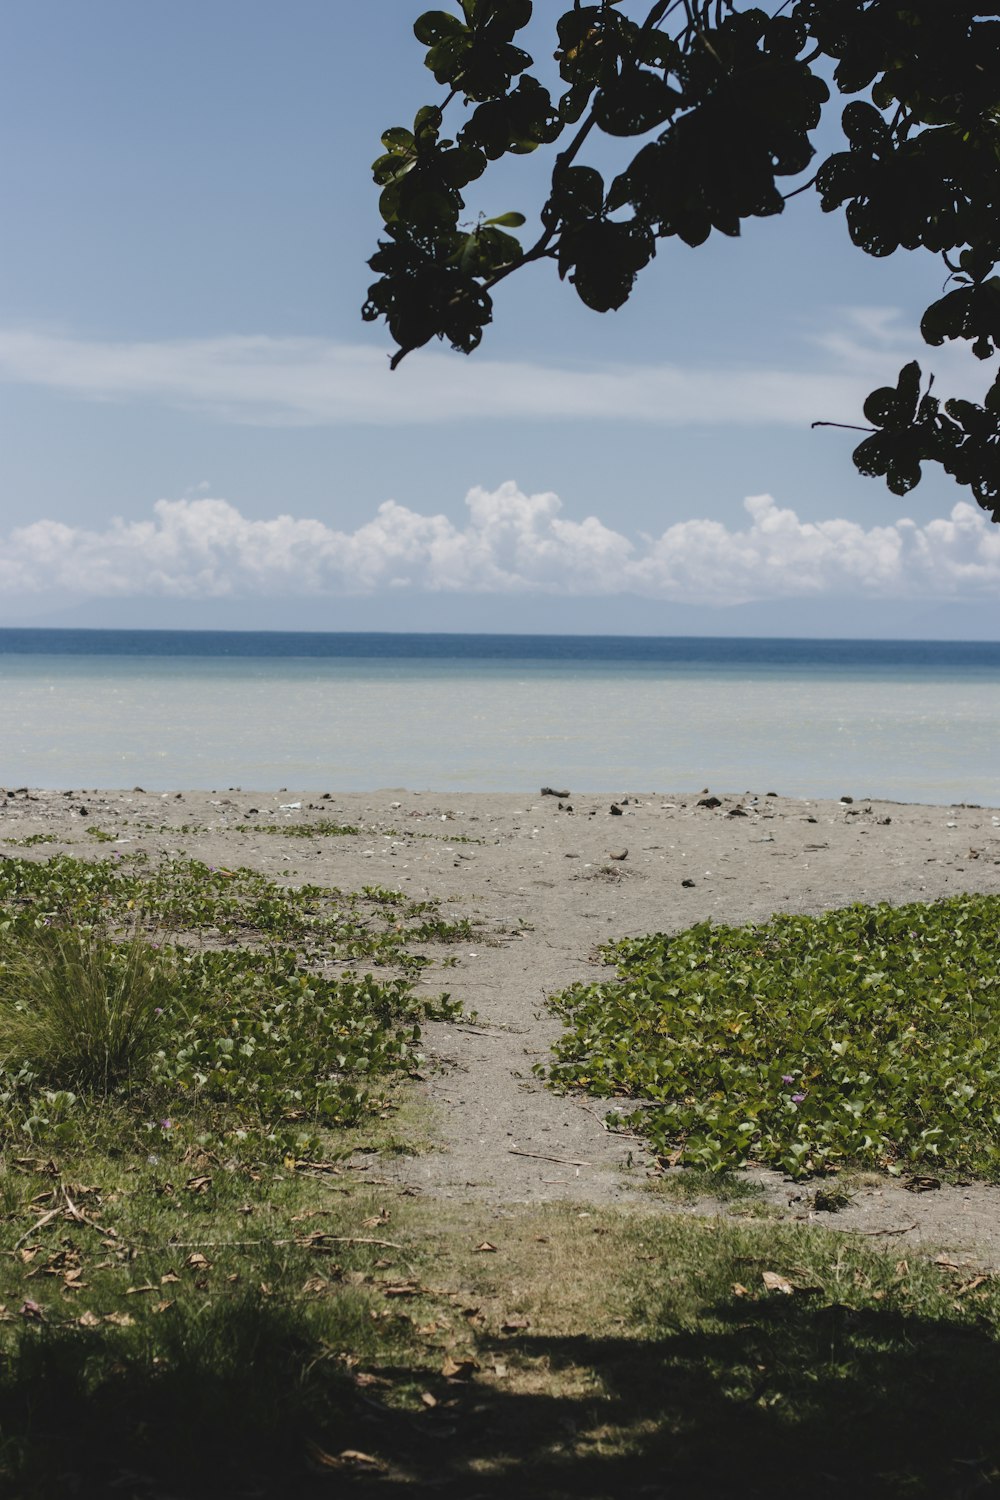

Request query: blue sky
[{"left": 0, "top": 0, "right": 997, "bottom": 637}]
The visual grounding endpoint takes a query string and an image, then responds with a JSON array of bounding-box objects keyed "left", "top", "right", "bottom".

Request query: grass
[
  {"left": 1, "top": 1185, "right": 1000, "bottom": 1497},
  {"left": 648, "top": 1164, "right": 769, "bottom": 1209},
  {"left": 0, "top": 927, "right": 174, "bottom": 1092},
  {"left": 545, "top": 894, "right": 1000, "bottom": 1179},
  {"left": 0, "top": 850, "right": 480, "bottom": 1492}
]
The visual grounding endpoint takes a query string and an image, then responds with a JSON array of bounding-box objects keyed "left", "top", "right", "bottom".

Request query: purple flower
[
  {"left": 791, "top": 1092, "right": 806, "bottom": 1104},
  {"left": 781, "top": 1074, "right": 795, "bottom": 1084},
  {"left": 160, "top": 1118, "right": 174, "bottom": 1130}
]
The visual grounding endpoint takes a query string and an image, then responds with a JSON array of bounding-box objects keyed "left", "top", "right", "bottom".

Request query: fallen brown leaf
[
  {"left": 301, "top": 1276, "right": 332, "bottom": 1295},
  {"left": 956, "top": 1275, "right": 990, "bottom": 1296},
  {"left": 761, "top": 1271, "right": 794, "bottom": 1295},
  {"left": 306, "top": 1445, "right": 384, "bottom": 1470},
  {"left": 475, "top": 1241, "right": 497, "bottom": 1254},
  {"left": 338, "top": 1450, "right": 384, "bottom": 1469},
  {"left": 45, "top": 1249, "right": 81, "bottom": 1272},
  {"left": 903, "top": 1175, "right": 941, "bottom": 1193}
]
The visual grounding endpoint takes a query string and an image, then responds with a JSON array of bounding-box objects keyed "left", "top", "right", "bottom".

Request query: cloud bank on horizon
[{"left": 2, "top": 484, "right": 998, "bottom": 606}]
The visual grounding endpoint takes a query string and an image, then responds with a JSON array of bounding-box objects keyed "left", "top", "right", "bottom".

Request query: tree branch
[
  {"left": 480, "top": 110, "right": 601, "bottom": 295},
  {"left": 782, "top": 173, "right": 818, "bottom": 203}
]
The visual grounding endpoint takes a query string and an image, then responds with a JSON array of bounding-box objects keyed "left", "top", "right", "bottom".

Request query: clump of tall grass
[{"left": 0, "top": 927, "right": 174, "bottom": 1093}]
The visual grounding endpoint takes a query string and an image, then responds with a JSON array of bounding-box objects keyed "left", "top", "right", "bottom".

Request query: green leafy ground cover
[
  {"left": 547, "top": 895, "right": 1000, "bottom": 1179},
  {"left": 0, "top": 852, "right": 473, "bottom": 960},
  {"left": 0, "top": 855, "right": 466, "bottom": 1159}
]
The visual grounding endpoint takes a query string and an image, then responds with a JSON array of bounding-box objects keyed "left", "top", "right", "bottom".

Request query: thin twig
[
  {"left": 155, "top": 1235, "right": 406, "bottom": 1252},
  {"left": 853, "top": 1222, "right": 918, "bottom": 1237},
  {"left": 574, "top": 1100, "right": 613, "bottom": 1131},
  {"left": 323, "top": 1236, "right": 406, "bottom": 1250},
  {"left": 14, "top": 1187, "right": 114, "bottom": 1250},
  {"left": 508, "top": 1148, "right": 592, "bottom": 1167},
  {"left": 782, "top": 173, "right": 818, "bottom": 202},
  {"left": 14, "top": 1208, "right": 60, "bottom": 1251},
  {"left": 62, "top": 1190, "right": 114, "bottom": 1238}
]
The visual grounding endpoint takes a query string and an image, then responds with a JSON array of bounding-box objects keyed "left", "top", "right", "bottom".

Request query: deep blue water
[{"left": 1, "top": 628, "right": 999, "bottom": 676}]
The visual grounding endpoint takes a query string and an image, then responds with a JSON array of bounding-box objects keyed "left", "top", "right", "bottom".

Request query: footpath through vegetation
[{"left": 0, "top": 847, "right": 999, "bottom": 1497}]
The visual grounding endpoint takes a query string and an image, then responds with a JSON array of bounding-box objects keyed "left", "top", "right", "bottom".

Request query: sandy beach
[{"left": 4, "top": 782, "right": 1000, "bottom": 1266}]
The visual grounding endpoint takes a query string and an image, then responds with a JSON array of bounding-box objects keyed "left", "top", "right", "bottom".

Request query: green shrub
[
  {"left": 0, "top": 927, "right": 173, "bottom": 1093},
  {"left": 546, "top": 895, "right": 1000, "bottom": 1179}
]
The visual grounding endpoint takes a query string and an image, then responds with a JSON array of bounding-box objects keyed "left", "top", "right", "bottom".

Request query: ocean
[{"left": 2, "top": 628, "right": 999, "bottom": 804}]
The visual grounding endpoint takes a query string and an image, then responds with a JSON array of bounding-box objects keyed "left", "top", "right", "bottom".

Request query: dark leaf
[
  {"left": 593, "top": 70, "right": 680, "bottom": 137},
  {"left": 414, "top": 10, "right": 467, "bottom": 47}
]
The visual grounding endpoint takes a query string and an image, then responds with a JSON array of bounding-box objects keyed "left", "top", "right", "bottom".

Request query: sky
[{"left": 0, "top": 0, "right": 997, "bottom": 639}]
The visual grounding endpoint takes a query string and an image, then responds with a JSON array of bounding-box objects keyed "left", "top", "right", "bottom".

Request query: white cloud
[
  {"left": 2, "top": 484, "right": 999, "bottom": 605},
  {"left": 0, "top": 311, "right": 987, "bottom": 427}
]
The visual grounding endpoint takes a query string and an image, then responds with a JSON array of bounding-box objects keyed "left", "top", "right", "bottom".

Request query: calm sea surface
[{"left": 2, "top": 629, "right": 999, "bottom": 804}]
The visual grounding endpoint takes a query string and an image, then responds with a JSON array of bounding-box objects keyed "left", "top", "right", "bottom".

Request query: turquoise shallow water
[{"left": 1, "top": 638, "right": 998, "bottom": 803}]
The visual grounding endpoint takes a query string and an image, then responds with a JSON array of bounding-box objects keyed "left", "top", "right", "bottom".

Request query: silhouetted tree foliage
[{"left": 363, "top": 1, "right": 1000, "bottom": 516}]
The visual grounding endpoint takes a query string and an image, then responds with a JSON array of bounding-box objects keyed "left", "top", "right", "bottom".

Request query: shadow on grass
[{"left": 3, "top": 1291, "right": 1000, "bottom": 1498}]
